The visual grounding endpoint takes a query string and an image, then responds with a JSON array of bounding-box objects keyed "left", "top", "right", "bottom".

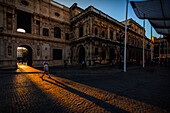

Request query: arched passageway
[
  {"left": 17, "top": 45, "right": 32, "bottom": 66},
  {"left": 79, "top": 46, "right": 85, "bottom": 64}
]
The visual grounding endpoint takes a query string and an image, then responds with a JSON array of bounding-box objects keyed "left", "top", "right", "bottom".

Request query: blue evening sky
[{"left": 54, "top": 0, "right": 160, "bottom": 39}]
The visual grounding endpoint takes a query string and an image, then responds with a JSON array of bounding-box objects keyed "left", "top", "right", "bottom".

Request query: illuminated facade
[
  {"left": 0, "top": 0, "right": 151, "bottom": 68},
  {"left": 153, "top": 37, "right": 170, "bottom": 61}
]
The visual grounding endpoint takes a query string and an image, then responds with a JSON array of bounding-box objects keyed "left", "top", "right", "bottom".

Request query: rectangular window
[
  {"left": 43, "top": 28, "right": 49, "bottom": 36},
  {"left": 65, "top": 33, "right": 69, "bottom": 40},
  {"left": 53, "top": 49, "right": 62, "bottom": 60},
  {"left": 95, "top": 48, "right": 98, "bottom": 55},
  {"left": 17, "top": 10, "right": 31, "bottom": 33},
  {"left": 110, "top": 30, "right": 113, "bottom": 39},
  {"left": 79, "top": 26, "right": 83, "bottom": 37},
  {"left": 54, "top": 27, "right": 61, "bottom": 38}
]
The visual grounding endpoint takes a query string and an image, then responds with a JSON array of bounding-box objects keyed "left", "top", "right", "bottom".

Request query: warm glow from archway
[{"left": 17, "top": 28, "right": 26, "bottom": 33}]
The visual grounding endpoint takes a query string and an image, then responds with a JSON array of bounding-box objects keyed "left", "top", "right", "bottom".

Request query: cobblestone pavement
[{"left": 0, "top": 64, "right": 169, "bottom": 113}]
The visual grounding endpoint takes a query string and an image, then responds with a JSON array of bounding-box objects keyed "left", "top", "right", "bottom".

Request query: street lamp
[{"left": 116, "top": 30, "right": 122, "bottom": 69}]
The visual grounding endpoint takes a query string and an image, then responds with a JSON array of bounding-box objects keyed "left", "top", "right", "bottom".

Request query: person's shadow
[{"left": 42, "top": 77, "right": 129, "bottom": 113}]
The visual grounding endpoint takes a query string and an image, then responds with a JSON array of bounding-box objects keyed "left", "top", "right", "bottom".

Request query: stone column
[
  {"left": 12, "top": 9, "right": 15, "bottom": 33},
  {"left": 76, "top": 27, "right": 78, "bottom": 39},
  {"left": 107, "top": 26, "right": 110, "bottom": 39},
  {"left": 49, "top": 20, "right": 51, "bottom": 38},
  {"left": 3, "top": 7, "right": 7, "bottom": 32},
  {"left": 0, "top": 38, "right": 2, "bottom": 60},
  {"left": 87, "top": 40, "right": 93, "bottom": 65},
  {"left": 4, "top": 38, "right": 7, "bottom": 58},
  {"left": 106, "top": 47, "right": 109, "bottom": 61},
  {"left": 85, "top": 44, "right": 89, "bottom": 65},
  {"left": 40, "top": 17, "right": 42, "bottom": 36},
  {"left": 33, "top": 14, "right": 36, "bottom": 35},
  {"left": 90, "top": 17, "right": 92, "bottom": 35}
]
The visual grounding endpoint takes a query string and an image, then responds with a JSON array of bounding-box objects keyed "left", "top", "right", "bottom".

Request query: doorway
[
  {"left": 17, "top": 45, "right": 32, "bottom": 66},
  {"left": 79, "top": 46, "right": 85, "bottom": 64}
]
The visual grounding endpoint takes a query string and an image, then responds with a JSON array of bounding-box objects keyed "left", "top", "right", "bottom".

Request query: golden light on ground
[{"left": 16, "top": 64, "right": 168, "bottom": 113}]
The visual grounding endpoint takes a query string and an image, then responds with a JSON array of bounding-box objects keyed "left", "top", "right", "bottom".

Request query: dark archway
[
  {"left": 110, "top": 48, "right": 115, "bottom": 62},
  {"left": 79, "top": 46, "right": 85, "bottom": 64},
  {"left": 17, "top": 45, "right": 32, "bottom": 66}
]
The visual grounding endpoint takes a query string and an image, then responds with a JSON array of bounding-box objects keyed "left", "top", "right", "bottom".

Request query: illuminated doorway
[{"left": 17, "top": 45, "right": 32, "bottom": 66}]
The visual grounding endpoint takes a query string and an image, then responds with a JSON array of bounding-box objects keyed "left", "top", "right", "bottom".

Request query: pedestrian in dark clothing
[
  {"left": 64, "top": 60, "right": 67, "bottom": 68},
  {"left": 112, "top": 60, "right": 114, "bottom": 66},
  {"left": 151, "top": 60, "right": 155, "bottom": 72},
  {"left": 145, "top": 59, "right": 149, "bottom": 71},
  {"left": 84, "top": 61, "right": 86, "bottom": 68},
  {"left": 82, "top": 60, "right": 86, "bottom": 69}
]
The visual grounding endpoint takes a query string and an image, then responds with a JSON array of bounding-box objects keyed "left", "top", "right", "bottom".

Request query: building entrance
[
  {"left": 17, "top": 45, "right": 32, "bottom": 66},
  {"left": 79, "top": 46, "right": 85, "bottom": 64},
  {"left": 110, "top": 48, "right": 115, "bottom": 62}
]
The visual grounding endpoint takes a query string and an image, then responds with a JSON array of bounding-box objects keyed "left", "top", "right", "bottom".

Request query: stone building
[
  {"left": 153, "top": 37, "right": 170, "bottom": 62},
  {"left": 0, "top": 0, "right": 151, "bottom": 68},
  {"left": 0, "top": 0, "right": 71, "bottom": 67},
  {"left": 70, "top": 4, "right": 151, "bottom": 65}
]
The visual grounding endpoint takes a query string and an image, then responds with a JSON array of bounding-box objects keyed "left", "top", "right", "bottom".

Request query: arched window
[
  {"left": 54, "top": 27, "right": 61, "bottom": 38},
  {"left": 21, "top": 1, "right": 29, "bottom": 6},
  {"left": 95, "top": 28, "right": 98, "bottom": 35}
]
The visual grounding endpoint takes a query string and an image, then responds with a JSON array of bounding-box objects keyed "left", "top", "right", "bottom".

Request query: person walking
[
  {"left": 151, "top": 59, "right": 155, "bottom": 72},
  {"left": 82, "top": 60, "right": 84, "bottom": 69},
  {"left": 41, "top": 61, "right": 51, "bottom": 79}
]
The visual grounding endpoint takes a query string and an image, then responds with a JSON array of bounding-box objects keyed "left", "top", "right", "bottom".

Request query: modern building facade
[{"left": 0, "top": 0, "right": 151, "bottom": 68}]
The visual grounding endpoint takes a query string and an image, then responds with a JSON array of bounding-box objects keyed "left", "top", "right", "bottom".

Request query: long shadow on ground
[
  {"left": 42, "top": 77, "right": 129, "bottom": 113},
  {"left": 53, "top": 64, "right": 170, "bottom": 111}
]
